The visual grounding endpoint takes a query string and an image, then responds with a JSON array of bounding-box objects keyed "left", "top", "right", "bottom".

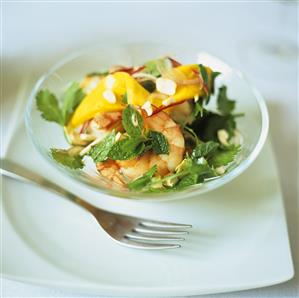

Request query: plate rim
[{"left": 1, "top": 272, "right": 294, "bottom": 297}]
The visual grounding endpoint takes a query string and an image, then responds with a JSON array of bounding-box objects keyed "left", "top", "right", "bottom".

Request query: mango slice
[
  {"left": 70, "top": 64, "right": 213, "bottom": 128},
  {"left": 70, "top": 72, "right": 149, "bottom": 127}
]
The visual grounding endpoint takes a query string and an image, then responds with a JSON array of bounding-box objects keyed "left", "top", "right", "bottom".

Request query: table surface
[{"left": 1, "top": 1, "right": 298, "bottom": 297}]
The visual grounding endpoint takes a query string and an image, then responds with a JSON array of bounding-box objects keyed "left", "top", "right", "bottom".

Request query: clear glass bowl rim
[{"left": 25, "top": 42, "right": 269, "bottom": 201}]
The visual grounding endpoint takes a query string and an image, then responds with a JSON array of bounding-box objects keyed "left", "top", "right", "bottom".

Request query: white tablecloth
[{"left": 2, "top": 1, "right": 298, "bottom": 297}]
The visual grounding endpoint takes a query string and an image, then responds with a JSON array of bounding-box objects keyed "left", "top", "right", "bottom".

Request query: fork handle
[{"left": 0, "top": 158, "right": 96, "bottom": 213}]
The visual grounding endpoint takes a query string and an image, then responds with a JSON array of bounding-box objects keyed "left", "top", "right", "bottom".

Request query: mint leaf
[
  {"left": 198, "top": 64, "right": 220, "bottom": 95},
  {"left": 122, "top": 105, "right": 144, "bottom": 137},
  {"left": 128, "top": 165, "right": 157, "bottom": 190},
  {"left": 134, "top": 156, "right": 217, "bottom": 192},
  {"left": 174, "top": 159, "right": 215, "bottom": 189},
  {"left": 208, "top": 145, "right": 240, "bottom": 167},
  {"left": 61, "top": 82, "right": 85, "bottom": 125},
  {"left": 108, "top": 137, "right": 145, "bottom": 160},
  {"left": 217, "top": 86, "right": 236, "bottom": 115},
  {"left": 36, "top": 90, "right": 63, "bottom": 125},
  {"left": 148, "top": 131, "right": 169, "bottom": 155},
  {"left": 88, "top": 131, "right": 116, "bottom": 162},
  {"left": 176, "top": 158, "right": 214, "bottom": 181},
  {"left": 192, "top": 141, "right": 219, "bottom": 159},
  {"left": 198, "top": 65, "right": 221, "bottom": 104},
  {"left": 198, "top": 64, "right": 209, "bottom": 86},
  {"left": 191, "top": 163, "right": 215, "bottom": 180},
  {"left": 51, "top": 148, "right": 84, "bottom": 169}
]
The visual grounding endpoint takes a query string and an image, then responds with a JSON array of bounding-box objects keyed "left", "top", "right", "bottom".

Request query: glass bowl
[{"left": 25, "top": 43, "right": 269, "bottom": 201}]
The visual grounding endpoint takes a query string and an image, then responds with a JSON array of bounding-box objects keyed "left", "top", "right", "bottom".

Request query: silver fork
[{"left": 0, "top": 159, "right": 191, "bottom": 250}]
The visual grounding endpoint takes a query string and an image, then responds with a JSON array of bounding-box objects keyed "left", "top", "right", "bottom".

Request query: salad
[{"left": 36, "top": 56, "right": 243, "bottom": 192}]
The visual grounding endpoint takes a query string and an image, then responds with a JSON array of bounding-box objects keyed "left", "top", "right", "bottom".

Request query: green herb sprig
[{"left": 36, "top": 82, "right": 85, "bottom": 126}]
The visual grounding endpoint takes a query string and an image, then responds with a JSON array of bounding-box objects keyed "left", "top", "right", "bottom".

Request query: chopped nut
[
  {"left": 215, "top": 166, "right": 226, "bottom": 175},
  {"left": 103, "top": 89, "right": 116, "bottom": 104},
  {"left": 79, "top": 137, "right": 103, "bottom": 156},
  {"left": 156, "top": 78, "right": 177, "bottom": 96},
  {"left": 217, "top": 129, "right": 229, "bottom": 146},
  {"left": 115, "top": 132, "right": 122, "bottom": 141},
  {"left": 196, "top": 157, "right": 207, "bottom": 165},
  {"left": 84, "top": 77, "right": 101, "bottom": 94},
  {"left": 105, "top": 75, "right": 115, "bottom": 89},
  {"left": 163, "top": 176, "right": 178, "bottom": 187},
  {"left": 151, "top": 177, "right": 163, "bottom": 189},
  {"left": 141, "top": 100, "right": 153, "bottom": 116}
]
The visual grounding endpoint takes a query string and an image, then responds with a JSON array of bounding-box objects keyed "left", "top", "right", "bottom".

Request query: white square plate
[{"left": 1, "top": 80, "right": 294, "bottom": 297}]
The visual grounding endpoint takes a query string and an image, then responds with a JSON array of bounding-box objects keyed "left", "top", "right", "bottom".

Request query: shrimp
[
  {"left": 116, "top": 111, "right": 185, "bottom": 181},
  {"left": 96, "top": 111, "right": 185, "bottom": 186},
  {"left": 96, "top": 160, "right": 127, "bottom": 186}
]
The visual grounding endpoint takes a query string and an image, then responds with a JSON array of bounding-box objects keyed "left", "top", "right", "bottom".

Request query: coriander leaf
[
  {"left": 108, "top": 137, "right": 145, "bottom": 160},
  {"left": 176, "top": 173, "right": 198, "bottom": 189},
  {"left": 122, "top": 105, "right": 143, "bottom": 137},
  {"left": 139, "top": 157, "right": 217, "bottom": 191},
  {"left": 148, "top": 131, "right": 169, "bottom": 154},
  {"left": 61, "top": 82, "right": 85, "bottom": 125},
  {"left": 51, "top": 148, "right": 84, "bottom": 169},
  {"left": 88, "top": 131, "right": 116, "bottom": 162},
  {"left": 192, "top": 141, "right": 219, "bottom": 159},
  {"left": 36, "top": 90, "right": 63, "bottom": 125},
  {"left": 208, "top": 145, "right": 240, "bottom": 167},
  {"left": 190, "top": 163, "right": 215, "bottom": 178},
  {"left": 217, "top": 86, "right": 236, "bottom": 115},
  {"left": 175, "top": 159, "right": 215, "bottom": 189},
  {"left": 128, "top": 165, "right": 157, "bottom": 190},
  {"left": 175, "top": 157, "right": 214, "bottom": 179},
  {"left": 192, "top": 163, "right": 216, "bottom": 181}
]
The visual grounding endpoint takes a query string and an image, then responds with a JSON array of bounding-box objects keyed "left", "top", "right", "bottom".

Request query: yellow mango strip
[
  {"left": 125, "top": 75, "right": 150, "bottom": 106},
  {"left": 70, "top": 64, "right": 213, "bottom": 128},
  {"left": 172, "top": 64, "right": 212, "bottom": 102},
  {"left": 148, "top": 64, "right": 212, "bottom": 108},
  {"left": 70, "top": 77, "right": 123, "bottom": 128},
  {"left": 70, "top": 72, "right": 149, "bottom": 127}
]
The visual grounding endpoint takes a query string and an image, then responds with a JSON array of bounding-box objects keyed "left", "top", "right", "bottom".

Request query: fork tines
[{"left": 121, "top": 220, "right": 192, "bottom": 250}]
